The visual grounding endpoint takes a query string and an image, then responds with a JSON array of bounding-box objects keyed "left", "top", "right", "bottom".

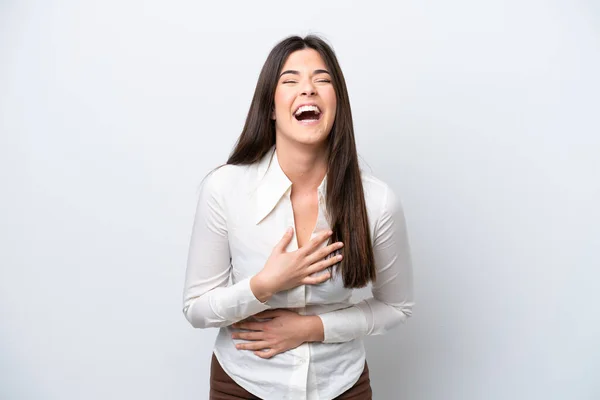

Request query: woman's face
[{"left": 272, "top": 48, "right": 337, "bottom": 147}]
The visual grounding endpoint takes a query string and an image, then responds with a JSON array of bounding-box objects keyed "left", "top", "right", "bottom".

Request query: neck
[{"left": 274, "top": 137, "right": 328, "bottom": 191}]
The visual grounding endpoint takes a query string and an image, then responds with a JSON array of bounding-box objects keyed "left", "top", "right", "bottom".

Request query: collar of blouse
[{"left": 254, "top": 145, "right": 328, "bottom": 225}]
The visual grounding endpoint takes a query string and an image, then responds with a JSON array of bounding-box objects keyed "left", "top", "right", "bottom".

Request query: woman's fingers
[
  {"left": 274, "top": 227, "right": 295, "bottom": 253},
  {"left": 233, "top": 321, "right": 264, "bottom": 331},
  {"left": 298, "top": 230, "right": 333, "bottom": 256},
  {"left": 235, "top": 341, "right": 270, "bottom": 351},
  {"left": 305, "top": 241, "right": 344, "bottom": 265},
  {"left": 301, "top": 271, "right": 332, "bottom": 285},
  {"left": 266, "top": 228, "right": 342, "bottom": 290},
  {"left": 232, "top": 331, "right": 264, "bottom": 341},
  {"left": 254, "top": 349, "right": 278, "bottom": 359},
  {"left": 307, "top": 253, "right": 343, "bottom": 275},
  {"left": 300, "top": 251, "right": 343, "bottom": 285},
  {"left": 253, "top": 310, "right": 284, "bottom": 319}
]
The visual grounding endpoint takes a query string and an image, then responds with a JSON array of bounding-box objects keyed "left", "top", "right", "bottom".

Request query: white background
[{"left": 1, "top": 1, "right": 599, "bottom": 399}]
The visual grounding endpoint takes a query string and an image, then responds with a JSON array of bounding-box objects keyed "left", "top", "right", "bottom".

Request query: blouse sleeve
[
  {"left": 317, "top": 184, "right": 414, "bottom": 343},
  {"left": 182, "top": 170, "right": 271, "bottom": 329}
]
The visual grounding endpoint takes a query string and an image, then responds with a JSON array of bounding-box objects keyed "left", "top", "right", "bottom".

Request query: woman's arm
[
  {"left": 182, "top": 170, "right": 271, "bottom": 329},
  {"left": 317, "top": 184, "right": 414, "bottom": 343}
]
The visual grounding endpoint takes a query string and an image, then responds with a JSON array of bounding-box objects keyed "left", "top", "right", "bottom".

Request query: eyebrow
[{"left": 279, "top": 69, "right": 331, "bottom": 78}]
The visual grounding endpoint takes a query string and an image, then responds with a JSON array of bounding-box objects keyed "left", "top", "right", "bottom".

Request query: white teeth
[{"left": 294, "top": 105, "right": 321, "bottom": 116}]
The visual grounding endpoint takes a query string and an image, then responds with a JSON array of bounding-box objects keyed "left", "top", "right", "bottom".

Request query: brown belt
[{"left": 210, "top": 353, "right": 372, "bottom": 400}]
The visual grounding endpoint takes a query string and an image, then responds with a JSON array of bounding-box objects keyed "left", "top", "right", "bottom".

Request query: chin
[
  {"left": 277, "top": 121, "right": 332, "bottom": 147},
  {"left": 292, "top": 128, "right": 330, "bottom": 145}
]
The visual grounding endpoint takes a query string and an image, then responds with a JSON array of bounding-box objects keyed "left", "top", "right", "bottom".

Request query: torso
[{"left": 203, "top": 151, "right": 394, "bottom": 398}]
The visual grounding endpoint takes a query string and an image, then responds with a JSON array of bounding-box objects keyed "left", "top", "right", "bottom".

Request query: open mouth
[{"left": 294, "top": 104, "right": 322, "bottom": 123}]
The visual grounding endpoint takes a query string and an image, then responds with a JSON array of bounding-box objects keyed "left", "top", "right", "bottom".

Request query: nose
[{"left": 300, "top": 79, "right": 316, "bottom": 96}]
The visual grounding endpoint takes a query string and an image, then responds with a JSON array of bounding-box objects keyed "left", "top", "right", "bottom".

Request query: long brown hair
[{"left": 227, "top": 35, "right": 375, "bottom": 288}]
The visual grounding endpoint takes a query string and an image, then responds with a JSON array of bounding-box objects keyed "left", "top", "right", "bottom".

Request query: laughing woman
[{"left": 182, "top": 35, "right": 414, "bottom": 400}]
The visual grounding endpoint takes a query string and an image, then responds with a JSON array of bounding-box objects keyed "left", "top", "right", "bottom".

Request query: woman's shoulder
[
  {"left": 360, "top": 170, "right": 392, "bottom": 201},
  {"left": 200, "top": 163, "right": 257, "bottom": 198},
  {"left": 359, "top": 170, "right": 404, "bottom": 218}
]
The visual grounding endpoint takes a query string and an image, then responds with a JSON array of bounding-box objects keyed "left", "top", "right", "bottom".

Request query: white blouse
[{"left": 183, "top": 145, "right": 414, "bottom": 399}]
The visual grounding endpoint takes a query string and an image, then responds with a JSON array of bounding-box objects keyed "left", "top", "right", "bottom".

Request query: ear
[{"left": 271, "top": 107, "right": 276, "bottom": 120}]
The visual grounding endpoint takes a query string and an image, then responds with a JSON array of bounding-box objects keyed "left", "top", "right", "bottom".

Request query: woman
[{"left": 182, "top": 35, "right": 414, "bottom": 400}]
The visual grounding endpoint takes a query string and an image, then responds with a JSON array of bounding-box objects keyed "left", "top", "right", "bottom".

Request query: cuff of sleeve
[
  {"left": 317, "top": 305, "right": 369, "bottom": 343},
  {"left": 211, "top": 277, "right": 271, "bottom": 321}
]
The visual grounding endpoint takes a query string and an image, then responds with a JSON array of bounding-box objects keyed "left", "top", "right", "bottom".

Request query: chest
[
  {"left": 226, "top": 188, "right": 351, "bottom": 307},
  {"left": 290, "top": 188, "right": 319, "bottom": 248}
]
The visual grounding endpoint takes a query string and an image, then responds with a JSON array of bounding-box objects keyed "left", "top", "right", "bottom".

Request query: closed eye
[{"left": 281, "top": 79, "right": 330, "bottom": 84}]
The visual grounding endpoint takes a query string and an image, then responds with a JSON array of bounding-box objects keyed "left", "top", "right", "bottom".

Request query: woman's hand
[
  {"left": 231, "top": 309, "right": 324, "bottom": 359},
  {"left": 250, "top": 228, "right": 344, "bottom": 302}
]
